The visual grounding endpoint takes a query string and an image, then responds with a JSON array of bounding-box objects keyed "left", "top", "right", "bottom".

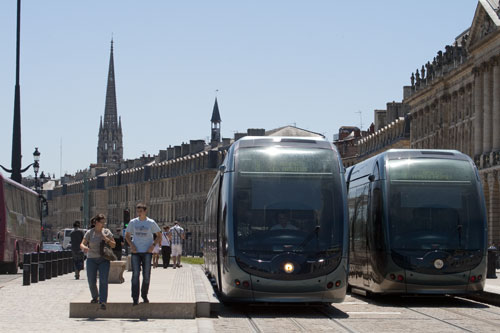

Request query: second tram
[
  {"left": 346, "top": 149, "right": 487, "bottom": 295},
  {"left": 204, "top": 136, "right": 349, "bottom": 302}
]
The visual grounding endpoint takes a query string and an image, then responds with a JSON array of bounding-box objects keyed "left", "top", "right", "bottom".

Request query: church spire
[
  {"left": 103, "top": 39, "right": 118, "bottom": 129},
  {"left": 211, "top": 97, "right": 221, "bottom": 123},
  {"left": 210, "top": 97, "right": 221, "bottom": 146},
  {"left": 97, "top": 39, "right": 123, "bottom": 167}
]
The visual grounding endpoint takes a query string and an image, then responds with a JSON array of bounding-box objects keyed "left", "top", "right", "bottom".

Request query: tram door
[{"left": 351, "top": 183, "right": 370, "bottom": 288}]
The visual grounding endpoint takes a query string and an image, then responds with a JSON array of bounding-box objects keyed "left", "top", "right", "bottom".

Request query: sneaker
[
  {"left": 90, "top": 298, "right": 98, "bottom": 304},
  {"left": 100, "top": 303, "right": 106, "bottom": 310},
  {"left": 142, "top": 297, "right": 149, "bottom": 303}
]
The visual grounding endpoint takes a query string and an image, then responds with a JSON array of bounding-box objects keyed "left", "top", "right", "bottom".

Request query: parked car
[{"left": 42, "top": 242, "right": 63, "bottom": 252}]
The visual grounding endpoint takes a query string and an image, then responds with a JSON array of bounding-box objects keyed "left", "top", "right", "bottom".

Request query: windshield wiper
[{"left": 293, "top": 225, "right": 320, "bottom": 252}]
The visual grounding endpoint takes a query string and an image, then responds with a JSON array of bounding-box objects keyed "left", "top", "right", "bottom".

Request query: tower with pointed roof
[
  {"left": 97, "top": 40, "right": 123, "bottom": 167},
  {"left": 210, "top": 97, "right": 221, "bottom": 147}
]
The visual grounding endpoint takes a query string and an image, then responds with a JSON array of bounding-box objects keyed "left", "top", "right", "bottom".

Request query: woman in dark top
[{"left": 80, "top": 214, "right": 116, "bottom": 310}]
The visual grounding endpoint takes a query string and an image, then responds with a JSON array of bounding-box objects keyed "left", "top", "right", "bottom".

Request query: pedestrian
[
  {"left": 80, "top": 213, "right": 116, "bottom": 310},
  {"left": 113, "top": 228, "right": 124, "bottom": 260},
  {"left": 161, "top": 226, "right": 172, "bottom": 268},
  {"left": 169, "top": 221, "right": 185, "bottom": 269},
  {"left": 70, "top": 221, "right": 85, "bottom": 280},
  {"left": 125, "top": 203, "right": 161, "bottom": 305},
  {"left": 152, "top": 237, "right": 160, "bottom": 268}
]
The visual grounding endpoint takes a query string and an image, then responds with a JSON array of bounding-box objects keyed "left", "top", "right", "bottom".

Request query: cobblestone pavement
[{"left": 2, "top": 271, "right": 500, "bottom": 332}]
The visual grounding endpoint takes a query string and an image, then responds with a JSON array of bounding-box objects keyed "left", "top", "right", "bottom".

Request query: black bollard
[
  {"left": 487, "top": 249, "right": 498, "bottom": 279},
  {"left": 45, "top": 252, "right": 52, "bottom": 280},
  {"left": 51, "top": 252, "right": 58, "bottom": 278},
  {"left": 69, "top": 250, "right": 74, "bottom": 273},
  {"left": 62, "top": 251, "right": 68, "bottom": 275},
  {"left": 30, "top": 252, "right": 39, "bottom": 283},
  {"left": 66, "top": 251, "right": 71, "bottom": 274},
  {"left": 70, "top": 251, "right": 74, "bottom": 272},
  {"left": 57, "top": 251, "right": 63, "bottom": 276},
  {"left": 38, "top": 252, "right": 45, "bottom": 282},
  {"left": 23, "top": 253, "right": 31, "bottom": 286}
]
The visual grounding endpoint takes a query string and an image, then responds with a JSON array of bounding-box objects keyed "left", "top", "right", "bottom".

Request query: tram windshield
[
  {"left": 233, "top": 146, "right": 344, "bottom": 257},
  {"left": 387, "top": 158, "right": 484, "bottom": 251}
]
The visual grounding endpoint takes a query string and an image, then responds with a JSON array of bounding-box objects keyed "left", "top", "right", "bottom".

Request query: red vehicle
[{"left": 0, "top": 173, "right": 41, "bottom": 274}]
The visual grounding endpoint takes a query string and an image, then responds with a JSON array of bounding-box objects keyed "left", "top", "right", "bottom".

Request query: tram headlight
[
  {"left": 283, "top": 262, "right": 295, "bottom": 273},
  {"left": 433, "top": 259, "right": 444, "bottom": 270}
]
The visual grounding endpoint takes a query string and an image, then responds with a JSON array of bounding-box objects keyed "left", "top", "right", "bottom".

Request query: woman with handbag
[{"left": 80, "top": 213, "right": 116, "bottom": 310}]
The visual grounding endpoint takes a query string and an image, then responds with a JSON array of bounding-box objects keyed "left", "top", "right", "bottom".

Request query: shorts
[
  {"left": 171, "top": 244, "right": 182, "bottom": 257},
  {"left": 153, "top": 244, "right": 160, "bottom": 254}
]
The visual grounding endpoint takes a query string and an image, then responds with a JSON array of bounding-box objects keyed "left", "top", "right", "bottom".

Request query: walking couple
[{"left": 157, "top": 221, "right": 185, "bottom": 269}]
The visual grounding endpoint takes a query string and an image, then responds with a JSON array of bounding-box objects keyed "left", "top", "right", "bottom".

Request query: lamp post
[{"left": 31, "top": 148, "right": 43, "bottom": 248}]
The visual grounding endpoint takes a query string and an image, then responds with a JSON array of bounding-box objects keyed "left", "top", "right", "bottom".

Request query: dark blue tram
[
  {"left": 204, "top": 136, "right": 349, "bottom": 302},
  {"left": 346, "top": 149, "right": 487, "bottom": 295}
]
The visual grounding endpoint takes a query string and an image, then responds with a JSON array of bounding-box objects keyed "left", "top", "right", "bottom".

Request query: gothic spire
[
  {"left": 211, "top": 97, "right": 221, "bottom": 123},
  {"left": 104, "top": 39, "right": 118, "bottom": 129}
]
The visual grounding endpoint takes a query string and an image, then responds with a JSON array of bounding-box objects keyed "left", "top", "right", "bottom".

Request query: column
[
  {"left": 483, "top": 64, "right": 492, "bottom": 153},
  {"left": 492, "top": 58, "right": 500, "bottom": 151},
  {"left": 488, "top": 171, "right": 498, "bottom": 245},
  {"left": 474, "top": 69, "right": 483, "bottom": 156}
]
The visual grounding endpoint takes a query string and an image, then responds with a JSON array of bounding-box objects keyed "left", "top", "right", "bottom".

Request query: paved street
[{"left": 2, "top": 267, "right": 500, "bottom": 332}]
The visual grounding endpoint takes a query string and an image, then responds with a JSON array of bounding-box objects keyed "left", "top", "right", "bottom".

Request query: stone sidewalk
[
  {"left": 70, "top": 262, "right": 218, "bottom": 319},
  {"left": 0, "top": 264, "right": 215, "bottom": 332}
]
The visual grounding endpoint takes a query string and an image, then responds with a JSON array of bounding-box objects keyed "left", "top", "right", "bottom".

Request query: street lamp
[{"left": 31, "top": 148, "right": 44, "bottom": 248}]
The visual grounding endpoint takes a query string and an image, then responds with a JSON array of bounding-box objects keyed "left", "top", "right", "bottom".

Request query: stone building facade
[
  {"left": 406, "top": 0, "right": 500, "bottom": 244},
  {"left": 340, "top": 1, "right": 500, "bottom": 245}
]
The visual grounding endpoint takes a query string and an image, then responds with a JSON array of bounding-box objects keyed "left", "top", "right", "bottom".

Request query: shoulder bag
[{"left": 100, "top": 230, "right": 117, "bottom": 261}]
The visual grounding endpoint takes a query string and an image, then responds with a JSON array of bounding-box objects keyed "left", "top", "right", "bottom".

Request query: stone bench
[{"left": 109, "top": 260, "right": 126, "bottom": 284}]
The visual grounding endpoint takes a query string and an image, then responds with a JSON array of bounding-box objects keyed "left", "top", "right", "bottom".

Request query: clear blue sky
[{"left": 0, "top": 0, "right": 479, "bottom": 178}]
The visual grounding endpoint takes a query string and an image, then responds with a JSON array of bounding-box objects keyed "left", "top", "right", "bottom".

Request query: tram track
[
  {"left": 405, "top": 307, "right": 475, "bottom": 332},
  {"left": 441, "top": 307, "right": 500, "bottom": 328},
  {"left": 314, "top": 307, "right": 359, "bottom": 333},
  {"left": 245, "top": 314, "right": 262, "bottom": 333}
]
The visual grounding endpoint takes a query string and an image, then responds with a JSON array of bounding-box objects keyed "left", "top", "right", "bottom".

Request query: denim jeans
[
  {"left": 131, "top": 253, "right": 152, "bottom": 301},
  {"left": 86, "top": 257, "right": 110, "bottom": 303}
]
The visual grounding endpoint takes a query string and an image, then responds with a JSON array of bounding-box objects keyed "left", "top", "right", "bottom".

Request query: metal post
[
  {"left": 30, "top": 252, "right": 38, "bottom": 283},
  {"left": 57, "top": 251, "right": 63, "bottom": 276},
  {"left": 10, "top": 0, "right": 22, "bottom": 183},
  {"left": 38, "top": 251, "right": 45, "bottom": 282},
  {"left": 45, "top": 252, "right": 51, "bottom": 280},
  {"left": 22, "top": 253, "right": 30, "bottom": 286},
  {"left": 51, "top": 252, "right": 57, "bottom": 278}
]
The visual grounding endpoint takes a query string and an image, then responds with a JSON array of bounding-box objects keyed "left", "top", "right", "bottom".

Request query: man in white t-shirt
[{"left": 125, "top": 203, "right": 161, "bottom": 305}]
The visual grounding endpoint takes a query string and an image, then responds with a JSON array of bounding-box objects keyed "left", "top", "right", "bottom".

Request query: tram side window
[{"left": 352, "top": 184, "right": 368, "bottom": 253}]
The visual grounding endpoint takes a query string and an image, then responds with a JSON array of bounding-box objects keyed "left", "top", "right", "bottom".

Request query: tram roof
[
  {"left": 0, "top": 173, "right": 39, "bottom": 195},
  {"left": 383, "top": 149, "right": 469, "bottom": 160},
  {"left": 234, "top": 136, "right": 332, "bottom": 149}
]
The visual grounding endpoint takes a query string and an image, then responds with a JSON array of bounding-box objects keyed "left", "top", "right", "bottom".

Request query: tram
[
  {"left": 346, "top": 149, "right": 487, "bottom": 295},
  {"left": 204, "top": 136, "right": 349, "bottom": 302},
  {"left": 0, "top": 174, "right": 41, "bottom": 273}
]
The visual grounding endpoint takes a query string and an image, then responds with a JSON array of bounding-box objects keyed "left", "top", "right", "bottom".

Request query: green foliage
[{"left": 181, "top": 256, "right": 204, "bottom": 265}]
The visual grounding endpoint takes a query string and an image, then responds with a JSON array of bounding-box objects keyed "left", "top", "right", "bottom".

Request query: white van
[{"left": 60, "top": 228, "right": 87, "bottom": 250}]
